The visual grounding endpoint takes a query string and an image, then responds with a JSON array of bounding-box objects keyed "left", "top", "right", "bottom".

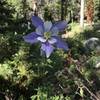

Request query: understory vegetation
[{"left": 0, "top": 0, "right": 100, "bottom": 100}]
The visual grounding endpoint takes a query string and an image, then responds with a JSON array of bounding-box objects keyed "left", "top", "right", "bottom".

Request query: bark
[
  {"left": 80, "top": 0, "right": 85, "bottom": 29},
  {"left": 86, "top": 0, "right": 94, "bottom": 25}
]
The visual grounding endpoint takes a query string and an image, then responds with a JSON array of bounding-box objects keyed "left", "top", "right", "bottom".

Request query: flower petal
[
  {"left": 55, "top": 37, "right": 69, "bottom": 50},
  {"left": 53, "top": 21, "right": 67, "bottom": 31},
  {"left": 51, "top": 27, "right": 59, "bottom": 36},
  {"left": 44, "top": 21, "right": 52, "bottom": 32},
  {"left": 32, "top": 16, "right": 44, "bottom": 27},
  {"left": 48, "top": 38, "right": 57, "bottom": 44},
  {"left": 41, "top": 42, "right": 54, "bottom": 58},
  {"left": 36, "top": 25, "right": 44, "bottom": 35},
  {"left": 23, "top": 32, "right": 38, "bottom": 44},
  {"left": 37, "top": 37, "right": 46, "bottom": 42}
]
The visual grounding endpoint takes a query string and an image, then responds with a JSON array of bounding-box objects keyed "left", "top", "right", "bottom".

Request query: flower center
[{"left": 44, "top": 32, "right": 51, "bottom": 40}]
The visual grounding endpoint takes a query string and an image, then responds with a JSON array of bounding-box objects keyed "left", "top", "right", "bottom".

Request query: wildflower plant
[{"left": 23, "top": 16, "right": 68, "bottom": 58}]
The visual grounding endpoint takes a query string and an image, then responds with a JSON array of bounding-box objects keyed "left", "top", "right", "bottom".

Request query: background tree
[
  {"left": 80, "top": 0, "right": 85, "bottom": 29},
  {"left": 94, "top": 0, "right": 100, "bottom": 22},
  {"left": 7, "top": 0, "right": 31, "bottom": 33},
  {"left": 86, "top": 0, "right": 94, "bottom": 25},
  {"left": 61, "top": 0, "right": 67, "bottom": 20},
  {"left": 0, "top": 0, "right": 14, "bottom": 33},
  {"left": 67, "top": 0, "right": 80, "bottom": 23}
]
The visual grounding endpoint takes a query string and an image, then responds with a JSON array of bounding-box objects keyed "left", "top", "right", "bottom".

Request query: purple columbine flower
[{"left": 23, "top": 16, "right": 68, "bottom": 58}]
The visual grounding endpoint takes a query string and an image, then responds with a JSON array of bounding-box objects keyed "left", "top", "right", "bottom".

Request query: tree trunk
[
  {"left": 61, "top": 0, "right": 67, "bottom": 20},
  {"left": 86, "top": 0, "right": 94, "bottom": 25},
  {"left": 61, "top": 0, "right": 64, "bottom": 20},
  {"left": 32, "top": 0, "right": 38, "bottom": 16},
  {"left": 80, "top": 0, "right": 85, "bottom": 29}
]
